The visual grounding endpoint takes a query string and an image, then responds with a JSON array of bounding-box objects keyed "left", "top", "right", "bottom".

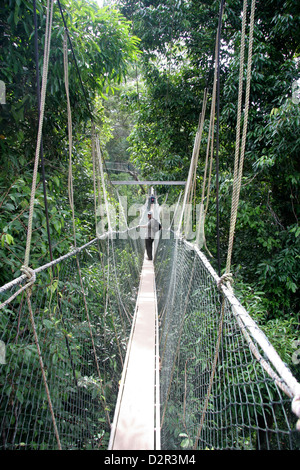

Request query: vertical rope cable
[
  {"left": 215, "top": 0, "right": 226, "bottom": 276},
  {"left": 63, "top": 32, "right": 111, "bottom": 428},
  {"left": 226, "top": 0, "right": 256, "bottom": 275},
  {"left": 63, "top": 32, "right": 77, "bottom": 246},
  {"left": 24, "top": 0, "right": 54, "bottom": 268},
  {"left": 196, "top": 28, "right": 219, "bottom": 253},
  {"left": 33, "top": 0, "right": 53, "bottom": 265},
  {"left": 23, "top": 0, "right": 62, "bottom": 450},
  {"left": 195, "top": 0, "right": 256, "bottom": 447}
]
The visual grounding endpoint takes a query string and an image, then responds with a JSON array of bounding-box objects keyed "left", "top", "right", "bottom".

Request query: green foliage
[
  {"left": 118, "top": 0, "right": 300, "bottom": 336},
  {"left": 0, "top": 0, "right": 140, "bottom": 283}
]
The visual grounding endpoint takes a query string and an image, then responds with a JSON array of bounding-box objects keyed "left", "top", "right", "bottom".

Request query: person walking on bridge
[{"left": 141, "top": 211, "right": 161, "bottom": 260}]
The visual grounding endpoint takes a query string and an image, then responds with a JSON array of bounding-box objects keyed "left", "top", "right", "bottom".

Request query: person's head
[{"left": 147, "top": 211, "right": 152, "bottom": 219}]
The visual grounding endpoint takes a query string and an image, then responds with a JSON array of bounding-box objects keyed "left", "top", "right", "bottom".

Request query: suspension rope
[
  {"left": 25, "top": 282, "right": 62, "bottom": 450},
  {"left": 91, "top": 124, "right": 98, "bottom": 234},
  {"left": 20, "top": 0, "right": 63, "bottom": 451},
  {"left": 194, "top": 0, "right": 256, "bottom": 446},
  {"left": 195, "top": 29, "right": 219, "bottom": 254},
  {"left": 23, "top": 0, "right": 54, "bottom": 269},
  {"left": 63, "top": 32, "right": 111, "bottom": 427},
  {"left": 0, "top": 237, "right": 99, "bottom": 300},
  {"left": 0, "top": 267, "right": 36, "bottom": 310},
  {"left": 33, "top": 0, "right": 53, "bottom": 265},
  {"left": 177, "top": 94, "right": 207, "bottom": 238},
  {"left": 215, "top": 0, "right": 226, "bottom": 276},
  {"left": 187, "top": 90, "right": 208, "bottom": 222},
  {"left": 225, "top": 0, "right": 256, "bottom": 276},
  {"left": 57, "top": 0, "right": 94, "bottom": 122},
  {"left": 63, "top": 32, "right": 77, "bottom": 245},
  {"left": 179, "top": 1, "right": 225, "bottom": 258}
]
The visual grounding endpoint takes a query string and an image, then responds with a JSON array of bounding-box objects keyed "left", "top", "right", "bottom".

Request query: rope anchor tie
[
  {"left": 217, "top": 272, "right": 233, "bottom": 291},
  {"left": 21, "top": 266, "right": 36, "bottom": 296}
]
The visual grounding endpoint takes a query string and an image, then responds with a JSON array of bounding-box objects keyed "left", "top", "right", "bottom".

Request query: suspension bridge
[{"left": 1, "top": 0, "right": 300, "bottom": 452}]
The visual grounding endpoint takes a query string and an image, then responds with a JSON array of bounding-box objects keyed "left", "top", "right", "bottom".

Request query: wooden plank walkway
[{"left": 108, "top": 256, "right": 160, "bottom": 450}]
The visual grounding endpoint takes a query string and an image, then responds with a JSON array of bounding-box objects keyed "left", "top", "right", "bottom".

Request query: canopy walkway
[
  {"left": 1, "top": 0, "right": 300, "bottom": 452},
  {"left": 1, "top": 211, "right": 300, "bottom": 450}
]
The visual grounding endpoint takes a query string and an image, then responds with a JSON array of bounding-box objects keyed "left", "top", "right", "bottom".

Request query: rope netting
[
  {"left": 156, "top": 231, "right": 300, "bottom": 450},
  {"left": 0, "top": 231, "right": 144, "bottom": 450}
]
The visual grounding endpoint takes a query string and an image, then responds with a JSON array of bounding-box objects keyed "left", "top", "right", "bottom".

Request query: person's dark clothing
[
  {"left": 146, "top": 237, "right": 154, "bottom": 260},
  {"left": 144, "top": 216, "right": 161, "bottom": 260}
]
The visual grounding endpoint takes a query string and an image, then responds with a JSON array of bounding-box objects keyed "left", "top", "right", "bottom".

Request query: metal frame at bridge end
[{"left": 111, "top": 181, "right": 186, "bottom": 185}]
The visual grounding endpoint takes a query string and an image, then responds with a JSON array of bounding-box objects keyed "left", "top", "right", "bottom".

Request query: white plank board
[{"left": 109, "top": 257, "right": 159, "bottom": 450}]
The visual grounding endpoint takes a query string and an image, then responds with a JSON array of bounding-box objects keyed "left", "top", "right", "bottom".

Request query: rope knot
[
  {"left": 21, "top": 266, "right": 36, "bottom": 296},
  {"left": 292, "top": 395, "right": 300, "bottom": 431},
  {"left": 217, "top": 272, "right": 233, "bottom": 291}
]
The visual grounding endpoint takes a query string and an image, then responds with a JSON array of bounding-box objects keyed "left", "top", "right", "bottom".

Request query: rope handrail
[
  {"left": 0, "top": 226, "right": 143, "bottom": 298},
  {"left": 0, "top": 227, "right": 145, "bottom": 450},
  {"left": 163, "top": 226, "right": 300, "bottom": 429},
  {"left": 157, "top": 231, "right": 300, "bottom": 449},
  {"left": 183, "top": 236, "right": 300, "bottom": 400},
  {"left": 162, "top": 232, "right": 299, "bottom": 434}
]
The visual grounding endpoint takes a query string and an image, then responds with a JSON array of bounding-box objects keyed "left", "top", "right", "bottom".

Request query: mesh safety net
[
  {"left": 0, "top": 232, "right": 144, "bottom": 450},
  {"left": 156, "top": 230, "right": 300, "bottom": 450}
]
